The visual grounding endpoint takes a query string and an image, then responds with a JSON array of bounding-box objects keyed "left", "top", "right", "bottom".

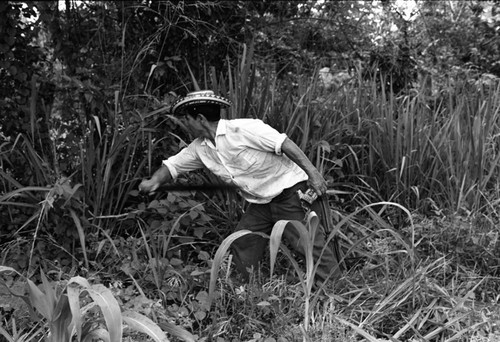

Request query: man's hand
[
  {"left": 307, "top": 170, "right": 328, "bottom": 196},
  {"left": 139, "top": 178, "right": 160, "bottom": 195},
  {"left": 139, "top": 165, "right": 173, "bottom": 195}
]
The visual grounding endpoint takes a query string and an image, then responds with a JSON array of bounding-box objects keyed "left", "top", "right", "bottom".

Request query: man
[{"left": 139, "top": 90, "right": 340, "bottom": 284}]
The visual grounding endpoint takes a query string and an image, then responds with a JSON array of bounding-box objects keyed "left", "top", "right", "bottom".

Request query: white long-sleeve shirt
[{"left": 163, "top": 118, "right": 308, "bottom": 204}]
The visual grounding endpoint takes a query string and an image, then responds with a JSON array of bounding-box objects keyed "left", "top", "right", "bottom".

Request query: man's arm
[
  {"left": 281, "top": 137, "right": 327, "bottom": 196},
  {"left": 139, "top": 164, "right": 173, "bottom": 194}
]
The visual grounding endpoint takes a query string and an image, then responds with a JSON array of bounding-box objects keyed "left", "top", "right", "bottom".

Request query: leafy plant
[
  {"left": 206, "top": 212, "right": 334, "bottom": 341},
  {"left": 0, "top": 266, "right": 196, "bottom": 342}
]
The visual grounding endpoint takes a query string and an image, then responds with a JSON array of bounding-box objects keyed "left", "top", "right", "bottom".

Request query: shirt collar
[
  {"left": 201, "top": 120, "right": 226, "bottom": 147},
  {"left": 216, "top": 119, "right": 227, "bottom": 136}
]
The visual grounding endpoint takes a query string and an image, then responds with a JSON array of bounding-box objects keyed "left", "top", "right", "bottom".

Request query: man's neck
[{"left": 204, "top": 120, "right": 219, "bottom": 144}]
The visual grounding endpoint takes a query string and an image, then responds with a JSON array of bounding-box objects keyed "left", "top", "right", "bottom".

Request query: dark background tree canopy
[{"left": 2, "top": 1, "right": 499, "bottom": 123}]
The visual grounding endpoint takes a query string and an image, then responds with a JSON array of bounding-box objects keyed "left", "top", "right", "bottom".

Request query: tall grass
[
  {"left": 267, "top": 67, "right": 500, "bottom": 218},
  {"left": 200, "top": 60, "right": 500, "bottom": 340},
  {"left": 0, "top": 70, "right": 187, "bottom": 281},
  {"left": 364, "top": 73, "right": 500, "bottom": 215}
]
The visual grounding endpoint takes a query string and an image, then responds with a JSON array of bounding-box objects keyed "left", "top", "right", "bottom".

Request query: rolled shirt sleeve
[{"left": 162, "top": 140, "right": 206, "bottom": 180}]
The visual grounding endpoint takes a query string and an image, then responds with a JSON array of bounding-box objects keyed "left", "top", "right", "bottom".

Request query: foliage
[
  {"left": 207, "top": 211, "right": 324, "bottom": 340},
  {"left": 0, "top": 1, "right": 42, "bottom": 140},
  {"left": 0, "top": 266, "right": 195, "bottom": 342},
  {"left": 1, "top": 0, "right": 500, "bottom": 341}
]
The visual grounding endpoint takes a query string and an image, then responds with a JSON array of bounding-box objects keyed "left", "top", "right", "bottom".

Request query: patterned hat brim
[{"left": 172, "top": 91, "right": 231, "bottom": 114}]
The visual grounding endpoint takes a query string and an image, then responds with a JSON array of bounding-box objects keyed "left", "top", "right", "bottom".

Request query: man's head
[{"left": 172, "top": 90, "right": 231, "bottom": 121}]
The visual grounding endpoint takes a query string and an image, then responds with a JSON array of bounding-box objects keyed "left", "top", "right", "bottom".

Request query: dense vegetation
[{"left": 1, "top": 1, "right": 499, "bottom": 341}]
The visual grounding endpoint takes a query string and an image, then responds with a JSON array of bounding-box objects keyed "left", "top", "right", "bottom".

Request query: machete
[
  {"left": 152, "top": 183, "right": 349, "bottom": 195},
  {"left": 154, "top": 183, "right": 237, "bottom": 192}
]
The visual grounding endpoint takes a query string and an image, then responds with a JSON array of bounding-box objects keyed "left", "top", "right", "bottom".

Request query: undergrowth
[{"left": 1, "top": 43, "right": 500, "bottom": 341}]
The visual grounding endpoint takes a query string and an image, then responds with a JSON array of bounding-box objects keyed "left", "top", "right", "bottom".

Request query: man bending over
[{"left": 139, "top": 90, "right": 341, "bottom": 284}]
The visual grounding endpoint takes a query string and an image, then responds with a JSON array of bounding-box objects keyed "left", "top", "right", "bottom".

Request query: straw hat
[{"left": 171, "top": 90, "right": 231, "bottom": 114}]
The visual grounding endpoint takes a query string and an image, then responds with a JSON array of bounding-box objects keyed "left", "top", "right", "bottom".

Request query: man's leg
[
  {"left": 271, "top": 182, "right": 341, "bottom": 284},
  {"left": 231, "top": 203, "right": 273, "bottom": 280}
]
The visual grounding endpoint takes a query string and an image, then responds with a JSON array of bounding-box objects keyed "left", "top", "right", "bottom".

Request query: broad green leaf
[
  {"left": 194, "top": 310, "right": 206, "bottom": 320},
  {"left": 39, "top": 269, "right": 58, "bottom": 317},
  {"left": 195, "top": 290, "right": 210, "bottom": 311},
  {"left": 269, "top": 220, "right": 288, "bottom": 277},
  {"left": 269, "top": 217, "right": 325, "bottom": 293},
  {"left": 283, "top": 219, "right": 315, "bottom": 290},
  {"left": 67, "top": 283, "right": 83, "bottom": 342},
  {"left": 67, "top": 276, "right": 92, "bottom": 289},
  {"left": 85, "top": 284, "right": 122, "bottom": 342},
  {"left": 50, "top": 294, "right": 73, "bottom": 342},
  {"left": 80, "top": 302, "right": 98, "bottom": 317},
  {"left": 208, "top": 229, "right": 256, "bottom": 307},
  {"left": 122, "top": 311, "right": 170, "bottom": 342},
  {"left": 0, "top": 266, "right": 22, "bottom": 276},
  {"left": 26, "top": 278, "right": 52, "bottom": 320},
  {"left": 276, "top": 243, "right": 306, "bottom": 284},
  {"left": 158, "top": 321, "right": 197, "bottom": 342},
  {"left": 305, "top": 211, "right": 320, "bottom": 238},
  {"left": 304, "top": 211, "right": 320, "bottom": 288},
  {"left": 82, "top": 328, "right": 110, "bottom": 342}
]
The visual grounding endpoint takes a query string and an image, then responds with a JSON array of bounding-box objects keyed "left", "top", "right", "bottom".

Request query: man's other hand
[{"left": 308, "top": 171, "right": 328, "bottom": 196}]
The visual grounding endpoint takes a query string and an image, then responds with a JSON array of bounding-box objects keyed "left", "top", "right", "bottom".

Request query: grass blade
[
  {"left": 85, "top": 284, "right": 122, "bottom": 342},
  {"left": 0, "top": 266, "right": 22, "bottom": 276},
  {"left": 26, "top": 278, "right": 52, "bottom": 319},
  {"left": 69, "top": 209, "right": 89, "bottom": 270},
  {"left": 157, "top": 322, "right": 196, "bottom": 342},
  {"left": 0, "top": 326, "right": 15, "bottom": 342},
  {"left": 67, "top": 283, "right": 82, "bottom": 342},
  {"left": 392, "top": 308, "right": 422, "bottom": 339},
  {"left": 208, "top": 229, "right": 263, "bottom": 306},
  {"left": 334, "top": 317, "right": 379, "bottom": 342},
  {"left": 422, "top": 313, "right": 471, "bottom": 340},
  {"left": 269, "top": 220, "right": 287, "bottom": 278},
  {"left": 122, "top": 311, "right": 172, "bottom": 342},
  {"left": 66, "top": 276, "right": 93, "bottom": 342}
]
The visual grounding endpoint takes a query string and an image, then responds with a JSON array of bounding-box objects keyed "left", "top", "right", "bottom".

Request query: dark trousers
[{"left": 231, "top": 181, "right": 340, "bottom": 283}]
